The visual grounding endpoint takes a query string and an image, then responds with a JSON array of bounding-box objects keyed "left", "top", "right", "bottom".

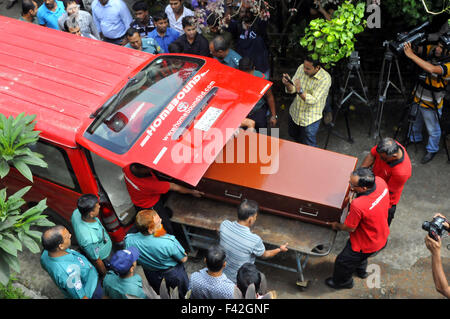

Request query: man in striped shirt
[
  {"left": 282, "top": 55, "right": 331, "bottom": 148},
  {"left": 219, "top": 199, "right": 288, "bottom": 283}
]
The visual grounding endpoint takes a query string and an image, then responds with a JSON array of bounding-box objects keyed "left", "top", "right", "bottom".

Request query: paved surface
[{"left": 2, "top": 1, "right": 450, "bottom": 299}]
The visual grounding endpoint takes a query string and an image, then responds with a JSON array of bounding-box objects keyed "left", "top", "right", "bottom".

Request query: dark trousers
[
  {"left": 143, "top": 263, "right": 189, "bottom": 299},
  {"left": 135, "top": 197, "right": 174, "bottom": 235},
  {"left": 388, "top": 205, "right": 396, "bottom": 226},
  {"left": 288, "top": 116, "right": 321, "bottom": 147},
  {"left": 332, "top": 240, "right": 375, "bottom": 284},
  {"left": 248, "top": 105, "right": 268, "bottom": 131},
  {"left": 91, "top": 279, "right": 104, "bottom": 299}
]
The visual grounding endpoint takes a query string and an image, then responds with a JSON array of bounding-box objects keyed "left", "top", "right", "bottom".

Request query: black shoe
[
  {"left": 6, "top": 0, "right": 16, "bottom": 9},
  {"left": 325, "top": 277, "right": 354, "bottom": 289},
  {"left": 355, "top": 271, "right": 369, "bottom": 279},
  {"left": 421, "top": 152, "right": 436, "bottom": 164}
]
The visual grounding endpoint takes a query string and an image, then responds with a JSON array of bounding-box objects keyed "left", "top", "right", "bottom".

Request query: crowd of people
[{"left": 10, "top": 0, "right": 449, "bottom": 299}]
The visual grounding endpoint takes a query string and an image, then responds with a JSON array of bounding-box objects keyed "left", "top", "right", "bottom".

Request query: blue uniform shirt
[
  {"left": 148, "top": 27, "right": 179, "bottom": 53},
  {"left": 217, "top": 49, "right": 241, "bottom": 69},
  {"left": 40, "top": 249, "right": 98, "bottom": 299},
  {"left": 124, "top": 232, "right": 186, "bottom": 271},
  {"left": 103, "top": 271, "right": 147, "bottom": 299},
  {"left": 125, "top": 37, "right": 161, "bottom": 54},
  {"left": 71, "top": 209, "right": 112, "bottom": 261},
  {"left": 37, "top": 0, "right": 65, "bottom": 30}
]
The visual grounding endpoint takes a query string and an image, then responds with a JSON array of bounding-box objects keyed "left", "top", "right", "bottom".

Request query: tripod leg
[
  {"left": 356, "top": 68, "right": 374, "bottom": 136},
  {"left": 344, "top": 108, "right": 354, "bottom": 143}
]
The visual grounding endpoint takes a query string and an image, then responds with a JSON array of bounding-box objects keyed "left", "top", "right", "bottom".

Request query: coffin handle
[
  {"left": 224, "top": 190, "right": 243, "bottom": 199},
  {"left": 298, "top": 207, "right": 319, "bottom": 217}
]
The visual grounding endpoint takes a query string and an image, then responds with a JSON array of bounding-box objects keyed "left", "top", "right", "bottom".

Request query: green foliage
[
  {"left": 300, "top": 1, "right": 366, "bottom": 69},
  {"left": 0, "top": 187, "right": 54, "bottom": 285},
  {"left": 0, "top": 112, "right": 47, "bottom": 182},
  {"left": 383, "top": 0, "right": 429, "bottom": 27},
  {"left": 0, "top": 277, "right": 30, "bottom": 299}
]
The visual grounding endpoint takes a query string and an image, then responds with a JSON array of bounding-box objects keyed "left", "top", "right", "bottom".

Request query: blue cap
[{"left": 110, "top": 247, "right": 140, "bottom": 276}]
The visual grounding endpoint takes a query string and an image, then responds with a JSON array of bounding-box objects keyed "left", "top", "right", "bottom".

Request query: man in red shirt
[
  {"left": 123, "top": 163, "right": 203, "bottom": 234},
  {"left": 325, "top": 168, "right": 390, "bottom": 289},
  {"left": 360, "top": 137, "right": 412, "bottom": 226}
]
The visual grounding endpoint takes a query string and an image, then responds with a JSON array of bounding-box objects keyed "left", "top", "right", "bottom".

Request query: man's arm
[
  {"left": 425, "top": 235, "right": 450, "bottom": 298},
  {"left": 404, "top": 42, "right": 444, "bottom": 75},
  {"left": 329, "top": 221, "right": 356, "bottom": 233},
  {"left": 261, "top": 243, "right": 288, "bottom": 258},
  {"left": 169, "top": 183, "right": 204, "bottom": 197},
  {"left": 265, "top": 88, "right": 277, "bottom": 127},
  {"left": 360, "top": 152, "right": 376, "bottom": 168},
  {"left": 93, "top": 258, "right": 107, "bottom": 278}
]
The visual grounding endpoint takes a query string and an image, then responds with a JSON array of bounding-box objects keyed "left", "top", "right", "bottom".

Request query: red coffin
[{"left": 195, "top": 131, "right": 358, "bottom": 226}]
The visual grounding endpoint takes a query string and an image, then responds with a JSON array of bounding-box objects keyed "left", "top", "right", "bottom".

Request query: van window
[
  {"left": 88, "top": 150, "right": 135, "bottom": 225},
  {"left": 28, "top": 141, "right": 80, "bottom": 192},
  {"left": 84, "top": 55, "right": 205, "bottom": 154}
]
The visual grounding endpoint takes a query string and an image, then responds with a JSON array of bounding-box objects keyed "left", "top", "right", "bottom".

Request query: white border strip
[{"left": 153, "top": 147, "right": 168, "bottom": 165}]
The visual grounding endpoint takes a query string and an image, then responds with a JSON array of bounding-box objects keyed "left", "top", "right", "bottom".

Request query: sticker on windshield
[{"left": 194, "top": 107, "right": 223, "bottom": 132}]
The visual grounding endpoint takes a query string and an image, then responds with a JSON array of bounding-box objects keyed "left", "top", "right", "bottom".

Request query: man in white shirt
[{"left": 164, "top": 0, "right": 193, "bottom": 35}]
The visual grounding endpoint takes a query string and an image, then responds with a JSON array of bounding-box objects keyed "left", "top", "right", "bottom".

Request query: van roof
[{"left": 0, "top": 16, "right": 152, "bottom": 148}]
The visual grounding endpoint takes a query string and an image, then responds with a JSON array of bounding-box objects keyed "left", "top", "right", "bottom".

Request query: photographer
[
  {"left": 403, "top": 40, "right": 450, "bottom": 164},
  {"left": 425, "top": 213, "right": 450, "bottom": 298}
]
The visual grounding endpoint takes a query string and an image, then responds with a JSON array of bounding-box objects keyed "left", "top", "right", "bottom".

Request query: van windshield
[{"left": 84, "top": 55, "right": 205, "bottom": 154}]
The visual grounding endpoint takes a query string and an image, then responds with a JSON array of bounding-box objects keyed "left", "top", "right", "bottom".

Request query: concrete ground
[{"left": 2, "top": 0, "right": 450, "bottom": 300}]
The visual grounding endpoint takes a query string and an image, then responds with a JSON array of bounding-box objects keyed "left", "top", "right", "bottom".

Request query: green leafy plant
[
  {"left": 0, "top": 277, "right": 30, "bottom": 299},
  {"left": 0, "top": 113, "right": 47, "bottom": 182},
  {"left": 0, "top": 186, "right": 54, "bottom": 285},
  {"left": 300, "top": 1, "right": 366, "bottom": 69},
  {"left": 383, "top": 0, "right": 429, "bottom": 27}
]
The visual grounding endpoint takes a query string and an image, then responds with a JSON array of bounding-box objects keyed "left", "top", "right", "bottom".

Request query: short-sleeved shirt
[
  {"left": 414, "top": 45, "right": 450, "bottom": 109},
  {"left": 124, "top": 232, "right": 186, "bottom": 271},
  {"left": 370, "top": 142, "right": 411, "bottom": 207},
  {"left": 219, "top": 220, "right": 265, "bottom": 283},
  {"left": 122, "top": 165, "right": 170, "bottom": 208},
  {"left": 124, "top": 37, "right": 161, "bottom": 54},
  {"left": 287, "top": 64, "right": 332, "bottom": 127},
  {"left": 148, "top": 27, "right": 180, "bottom": 53},
  {"left": 345, "top": 177, "right": 390, "bottom": 254},
  {"left": 189, "top": 268, "right": 235, "bottom": 299},
  {"left": 130, "top": 17, "right": 155, "bottom": 38},
  {"left": 40, "top": 249, "right": 98, "bottom": 299},
  {"left": 103, "top": 271, "right": 147, "bottom": 299},
  {"left": 216, "top": 49, "right": 241, "bottom": 69},
  {"left": 71, "top": 209, "right": 112, "bottom": 261},
  {"left": 37, "top": 0, "right": 65, "bottom": 30},
  {"left": 164, "top": 5, "right": 194, "bottom": 35}
]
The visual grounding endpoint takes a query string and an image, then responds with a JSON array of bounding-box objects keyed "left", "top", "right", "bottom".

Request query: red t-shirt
[
  {"left": 345, "top": 177, "right": 390, "bottom": 253},
  {"left": 371, "top": 143, "right": 411, "bottom": 207},
  {"left": 123, "top": 165, "right": 170, "bottom": 208}
]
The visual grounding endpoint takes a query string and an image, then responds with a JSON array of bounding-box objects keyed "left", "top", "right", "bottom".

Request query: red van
[{"left": 0, "top": 16, "right": 271, "bottom": 243}]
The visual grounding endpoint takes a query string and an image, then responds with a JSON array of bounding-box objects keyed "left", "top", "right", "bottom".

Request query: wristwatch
[
  {"left": 297, "top": 88, "right": 304, "bottom": 95},
  {"left": 271, "top": 114, "right": 278, "bottom": 119}
]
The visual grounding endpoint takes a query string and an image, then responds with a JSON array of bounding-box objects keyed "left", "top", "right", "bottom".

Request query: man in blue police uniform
[
  {"left": 40, "top": 226, "right": 103, "bottom": 299},
  {"left": 71, "top": 194, "right": 112, "bottom": 279},
  {"left": 209, "top": 35, "right": 241, "bottom": 69},
  {"left": 125, "top": 27, "right": 161, "bottom": 53},
  {"left": 124, "top": 209, "right": 189, "bottom": 298},
  {"left": 37, "top": 0, "right": 65, "bottom": 30}
]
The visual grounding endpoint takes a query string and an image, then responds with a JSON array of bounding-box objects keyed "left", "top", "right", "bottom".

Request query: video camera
[
  {"left": 422, "top": 216, "right": 449, "bottom": 241},
  {"left": 388, "top": 21, "right": 430, "bottom": 54}
]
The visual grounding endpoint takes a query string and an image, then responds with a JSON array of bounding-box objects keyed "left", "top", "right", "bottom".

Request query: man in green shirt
[
  {"left": 40, "top": 225, "right": 103, "bottom": 299},
  {"left": 19, "top": 0, "right": 39, "bottom": 24},
  {"left": 71, "top": 194, "right": 113, "bottom": 279},
  {"left": 103, "top": 246, "right": 147, "bottom": 299},
  {"left": 124, "top": 209, "right": 189, "bottom": 298}
]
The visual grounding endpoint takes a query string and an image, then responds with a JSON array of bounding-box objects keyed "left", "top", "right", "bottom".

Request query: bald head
[{"left": 42, "top": 225, "right": 67, "bottom": 252}]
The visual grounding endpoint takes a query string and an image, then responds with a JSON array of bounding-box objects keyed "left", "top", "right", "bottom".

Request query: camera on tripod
[
  {"left": 422, "top": 216, "right": 449, "bottom": 241},
  {"left": 388, "top": 21, "right": 430, "bottom": 54}
]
